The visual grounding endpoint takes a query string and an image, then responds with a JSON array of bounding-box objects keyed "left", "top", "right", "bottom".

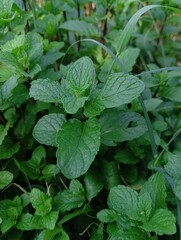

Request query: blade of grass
[
  {"left": 154, "top": 127, "right": 181, "bottom": 166},
  {"left": 136, "top": 67, "right": 181, "bottom": 77},
  {"left": 116, "top": 5, "right": 160, "bottom": 54}
]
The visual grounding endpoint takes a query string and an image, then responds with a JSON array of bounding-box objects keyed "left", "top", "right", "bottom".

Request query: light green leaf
[
  {"left": 0, "top": 0, "right": 13, "bottom": 19},
  {"left": 56, "top": 118, "right": 100, "bottom": 179},
  {"left": 30, "top": 188, "right": 52, "bottom": 216},
  {"left": 61, "top": 57, "right": 96, "bottom": 114},
  {"left": 119, "top": 47, "right": 140, "bottom": 72},
  {"left": 40, "top": 211, "right": 59, "bottom": 230},
  {"left": 29, "top": 79, "right": 61, "bottom": 103},
  {"left": 0, "top": 171, "right": 13, "bottom": 189},
  {"left": 84, "top": 73, "right": 144, "bottom": 117},
  {"left": 108, "top": 185, "right": 138, "bottom": 216},
  {"left": 84, "top": 170, "right": 104, "bottom": 201},
  {"left": 66, "top": 56, "right": 96, "bottom": 93},
  {"left": 60, "top": 20, "right": 101, "bottom": 37},
  {"left": 53, "top": 180, "right": 85, "bottom": 213},
  {"left": 164, "top": 152, "right": 181, "bottom": 179},
  {"left": 110, "top": 228, "right": 148, "bottom": 240},
  {"left": 0, "top": 35, "right": 25, "bottom": 52},
  {"left": 97, "top": 209, "right": 117, "bottom": 223},
  {"left": 143, "top": 98, "right": 163, "bottom": 112},
  {"left": 142, "top": 209, "right": 176, "bottom": 235},
  {"left": 137, "top": 193, "right": 152, "bottom": 222},
  {"left": 33, "top": 113, "right": 66, "bottom": 147},
  {"left": 140, "top": 172, "right": 166, "bottom": 210},
  {"left": 62, "top": 94, "right": 88, "bottom": 114},
  {"left": 160, "top": 87, "right": 181, "bottom": 102},
  {"left": 100, "top": 109, "right": 147, "bottom": 146}
]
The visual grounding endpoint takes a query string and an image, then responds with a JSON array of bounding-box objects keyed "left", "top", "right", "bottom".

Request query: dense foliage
[{"left": 1, "top": 0, "right": 181, "bottom": 239}]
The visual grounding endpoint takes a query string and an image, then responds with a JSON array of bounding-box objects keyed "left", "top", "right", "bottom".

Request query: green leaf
[
  {"left": 174, "top": 178, "right": 181, "bottom": 200},
  {"left": 60, "top": 20, "right": 101, "bottom": 37},
  {"left": 19, "top": 146, "right": 46, "bottom": 180},
  {"left": 0, "top": 140, "right": 20, "bottom": 160},
  {"left": 136, "top": 193, "right": 152, "bottom": 222},
  {"left": 142, "top": 209, "right": 176, "bottom": 235},
  {"left": 110, "top": 228, "right": 148, "bottom": 240},
  {"left": 0, "top": 76, "right": 18, "bottom": 110},
  {"left": 108, "top": 185, "right": 138, "bottom": 216},
  {"left": 140, "top": 172, "right": 166, "bottom": 210},
  {"left": 33, "top": 113, "right": 66, "bottom": 147},
  {"left": 100, "top": 109, "right": 147, "bottom": 146},
  {"left": 61, "top": 57, "right": 96, "bottom": 114},
  {"left": 118, "top": 47, "right": 140, "bottom": 72},
  {"left": 160, "top": 86, "right": 181, "bottom": 102},
  {"left": 29, "top": 79, "right": 62, "bottom": 103},
  {"left": 164, "top": 152, "right": 181, "bottom": 179},
  {"left": 56, "top": 118, "right": 100, "bottom": 179},
  {"left": 0, "top": 171, "right": 13, "bottom": 189},
  {"left": 0, "top": 0, "right": 13, "bottom": 19},
  {"left": 40, "top": 211, "right": 59, "bottom": 230},
  {"left": 16, "top": 212, "right": 59, "bottom": 231},
  {"left": 53, "top": 180, "right": 85, "bottom": 213},
  {"left": 0, "top": 196, "right": 22, "bottom": 233},
  {"left": 30, "top": 188, "right": 52, "bottom": 216},
  {"left": 0, "top": 122, "right": 11, "bottom": 145},
  {"left": 97, "top": 209, "right": 117, "bottom": 223},
  {"left": 84, "top": 73, "right": 145, "bottom": 117},
  {"left": 84, "top": 169, "right": 104, "bottom": 201}
]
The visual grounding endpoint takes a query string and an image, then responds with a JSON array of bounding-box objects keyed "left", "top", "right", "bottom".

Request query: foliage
[{"left": 1, "top": 0, "right": 181, "bottom": 239}]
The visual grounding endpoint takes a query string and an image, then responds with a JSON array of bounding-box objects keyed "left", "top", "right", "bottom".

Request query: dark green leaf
[{"left": 56, "top": 118, "right": 100, "bottom": 179}]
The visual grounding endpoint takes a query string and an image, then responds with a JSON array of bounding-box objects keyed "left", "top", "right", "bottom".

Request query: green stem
[
  {"left": 139, "top": 95, "right": 157, "bottom": 158},
  {"left": 154, "top": 127, "right": 181, "bottom": 166},
  {"left": 58, "top": 204, "right": 91, "bottom": 225}
]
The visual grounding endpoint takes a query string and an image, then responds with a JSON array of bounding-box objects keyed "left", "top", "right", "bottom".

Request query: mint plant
[{"left": 1, "top": 0, "right": 181, "bottom": 239}]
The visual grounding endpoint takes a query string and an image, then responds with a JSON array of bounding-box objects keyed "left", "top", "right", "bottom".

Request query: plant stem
[{"left": 58, "top": 204, "right": 91, "bottom": 225}]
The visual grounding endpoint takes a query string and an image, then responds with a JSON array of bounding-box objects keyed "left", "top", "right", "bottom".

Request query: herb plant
[{"left": 1, "top": 0, "right": 181, "bottom": 239}]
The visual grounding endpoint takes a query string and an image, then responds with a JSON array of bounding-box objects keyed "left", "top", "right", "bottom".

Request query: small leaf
[
  {"left": 0, "top": 140, "right": 20, "bottom": 160},
  {"left": 84, "top": 73, "right": 144, "bottom": 117},
  {"left": 100, "top": 109, "right": 147, "bottom": 146},
  {"left": 140, "top": 172, "right": 166, "bottom": 210},
  {"left": 0, "top": 122, "right": 11, "bottom": 145},
  {"left": 97, "top": 209, "right": 117, "bottom": 223},
  {"left": 0, "top": 76, "right": 18, "bottom": 110},
  {"left": 110, "top": 228, "right": 148, "bottom": 240},
  {"left": 142, "top": 209, "right": 176, "bottom": 235},
  {"left": 160, "top": 86, "right": 181, "bottom": 102},
  {"left": 60, "top": 20, "right": 101, "bottom": 37},
  {"left": 61, "top": 57, "right": 96, "bottom": 114},
  {"left": 108, "top": 185, "right": 138, "bottom": 216},
  {"left": 30, "top": 79, "right": 61, "bottom": 103},
  {"left": 164, "top": 152, "right": 181, "bottom": 179},
  {"left": 137, "top": 193, "right": 152, "bottom": 222},
  {"left": 30, "top": 188, "right": 52, "bottom": 216},
  {"left": 56, "top": 118, "right": 100, "bottom": 179},
  {"left": 53, "top": 180, "right": 85, "bottom": 213},
  {"left": 84, "top": 169, "right": 104, "bottom": 201},
  {"left": 33, "top": 113, "right": 66, "bottom": 147},
  {"left": 0, "top": 171, "right": 13, "bottom": 189}
]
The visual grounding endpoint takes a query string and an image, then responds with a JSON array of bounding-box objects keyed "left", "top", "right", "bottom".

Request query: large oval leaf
[
  {"left": 56, "top": 118, "right": 100, "bottom": 179},
  {"left": 33, "top": 114, "right": 66, "bottom": 147}
]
